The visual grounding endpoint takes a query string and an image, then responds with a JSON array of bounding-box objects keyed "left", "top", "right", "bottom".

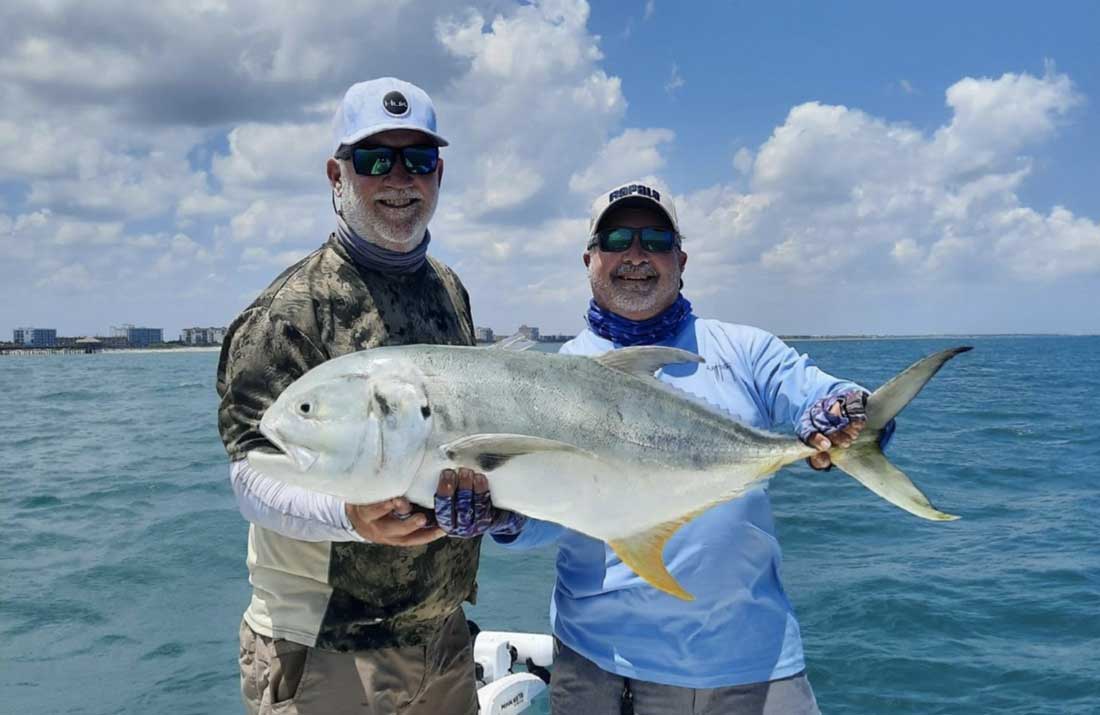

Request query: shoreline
[{"left": 102, "top": 346, "right": 222, "bottom": 354}]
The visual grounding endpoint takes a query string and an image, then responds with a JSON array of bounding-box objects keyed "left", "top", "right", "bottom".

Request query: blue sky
[{"left": 1, "top": 0, "right": 1097, "bottom": 340}]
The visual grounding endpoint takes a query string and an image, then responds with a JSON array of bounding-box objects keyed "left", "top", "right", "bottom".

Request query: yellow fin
[{"left": 608, "top": 517, "right": 697, "bottom": 601}]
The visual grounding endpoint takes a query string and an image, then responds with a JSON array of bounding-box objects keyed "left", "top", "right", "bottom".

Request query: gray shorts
[
  {"left": 550, "top": 639, "right": 821, "bottom": 715},
  {"left": 238, "top": 609, "right": 477, "bottom": 715}
]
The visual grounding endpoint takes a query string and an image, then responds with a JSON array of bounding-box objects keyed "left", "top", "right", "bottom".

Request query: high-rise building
[
  {"left": 13, "top": 327, "right": 57, "bottom": 347},
  {"left": 181, "top": 327, "right": 228, "bottom": 345},
  {"left": 475, "top": 326, "right": 495, "bottom": 343},
  {"left": 517, "top": 324, "right": 540, "bottom": 340},
  {"left": 111, "top": 324, "right": 163, "bottom": 347}
]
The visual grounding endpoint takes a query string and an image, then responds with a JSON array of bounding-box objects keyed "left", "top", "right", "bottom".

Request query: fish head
[{"left": 251, "top": 354, "right": 434, "bottom": 503}]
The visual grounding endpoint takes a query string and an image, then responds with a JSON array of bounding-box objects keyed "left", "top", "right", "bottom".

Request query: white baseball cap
[
  {"left": 588, "top": 180, "right": 680, "bottom": 236},
  {"left": 332, "top": 77, "right": 449, "bottom": 153}
]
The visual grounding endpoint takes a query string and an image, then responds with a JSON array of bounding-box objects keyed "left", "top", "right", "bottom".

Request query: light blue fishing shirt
[{"left": 493, "top": 316, "right": 860, "bottom": 688}]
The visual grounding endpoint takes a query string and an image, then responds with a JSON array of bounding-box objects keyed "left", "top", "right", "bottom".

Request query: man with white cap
[
  {"left": 434, "top": 180, "right": 892, "bottom": 713},
  {"left": 217, "top": 78, "right": 480, "bottom": 714}
]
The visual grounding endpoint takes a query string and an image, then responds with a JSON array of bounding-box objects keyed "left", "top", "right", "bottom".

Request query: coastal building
[
  {"left": 537, "top": 333, "right": 575, "bottom": 343},
  {"left": 58, "top": 334, "right": 128, "bottom": 348},
  {"left": 517, "top": 324, "right": 540, "bottom": 341},
  {"left": 111, "top": 324, "right": 163, "bottom": 347},
  {"left": 95, "top": 335, "right": 130, "bottom": 349},
  {"left": 75, "top": 337, "right": 103, "bottom": 354},
  {"left": 181, "top": 326, "right": 227, "bottom": 345},
  {"left": 475, "top": 326, "right": 495, "bottom": 343},
  {"left": 13, "top": 327, "right": 57, "bottom": 347}
]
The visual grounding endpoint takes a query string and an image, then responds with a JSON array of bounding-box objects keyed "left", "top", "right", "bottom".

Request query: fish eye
[{"left": 298, "top": 402, "right": 312, "bottom": 416}]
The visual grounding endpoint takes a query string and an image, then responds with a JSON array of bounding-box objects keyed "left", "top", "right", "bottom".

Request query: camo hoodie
[{"left": 216, "top": 234, "right": 480, "bottom": 651}]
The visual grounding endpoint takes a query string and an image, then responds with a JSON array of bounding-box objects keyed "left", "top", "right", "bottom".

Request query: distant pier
[{"left": 1, "top": 342, "right": 103, "bottom": 357}]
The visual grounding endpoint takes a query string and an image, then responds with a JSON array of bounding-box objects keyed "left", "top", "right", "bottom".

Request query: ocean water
[{"left": 2, "top": 337, "right": 1098, "bottom": 715}]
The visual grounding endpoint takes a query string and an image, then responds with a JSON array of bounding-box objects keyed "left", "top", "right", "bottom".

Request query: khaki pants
[{"left": 238, "top": 610, "right": 478, "bottom": 715}]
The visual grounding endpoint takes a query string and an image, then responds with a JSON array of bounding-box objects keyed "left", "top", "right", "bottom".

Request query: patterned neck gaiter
[
  {"left": 335, "top": 214, "right": 430, "bottom": 274},
  {"left": 585, "top": 294, "right": 694, "bottom": 346}
]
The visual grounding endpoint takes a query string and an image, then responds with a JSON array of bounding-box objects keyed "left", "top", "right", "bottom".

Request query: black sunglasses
[
  {"left": 587, "top": 227, "right": 680, "bottom": 253},
  {"left": 335, "top": 144, "right": 440, "bottom": 177}
]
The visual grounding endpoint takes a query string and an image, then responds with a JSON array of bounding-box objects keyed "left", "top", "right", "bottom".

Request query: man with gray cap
[
  {"left": 437, "top": 181, "right": 893, "bottom": 713},
  {"left": 217, "top": 77, "right": 480, "bottom": 714}
]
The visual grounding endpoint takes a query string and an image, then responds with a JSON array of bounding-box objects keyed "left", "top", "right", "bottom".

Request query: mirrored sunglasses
[
  {"left": 336, "top": 145, "right": 440, "bottom": 176},
  {"left": 587, "top": 227, "right": 680, "bottom": 253}
]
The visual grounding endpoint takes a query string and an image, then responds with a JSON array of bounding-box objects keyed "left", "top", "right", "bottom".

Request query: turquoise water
[{"left": 2, "top": 337, "right": 1098, "bottom": 714}]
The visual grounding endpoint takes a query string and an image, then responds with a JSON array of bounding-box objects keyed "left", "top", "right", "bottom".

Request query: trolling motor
[{"left": 470, "top": 622, "right": 554, "bottom": 715}]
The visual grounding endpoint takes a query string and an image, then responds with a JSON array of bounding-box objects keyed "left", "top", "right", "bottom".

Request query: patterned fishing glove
[
  {"left": 434, "top": 470, "right": 528, "bottom": 539},
  {"left": 798, "top": 390, "right": 896, "bottom": 470},
  {"left": 798, "top": 389, "right": 869, "bottom": 443}
]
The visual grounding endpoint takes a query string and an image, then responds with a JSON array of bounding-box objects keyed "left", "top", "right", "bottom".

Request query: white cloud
[
  {"left": 0, "top": 119, "right": 81, "bottom": 179},
  {"left": 674, "top": 69, "right": 1098, "bottom": 325},
  {"left": 19, "top": 127, "right": 210, "bottom": 221},
  {"left": 240, "top": 245, "right": 313, "bottom": 270},
  {"left": 227, "top": 197, "right": 329, "bottom": 247},
  {"left": 212, "top": 120, "right": 332, "bottom": 194},
  {"left": 665, "top": 63, "right": 685, "bottom": 95},
  {"left": 992, "top": 205, "right": 1100, "bottom": 280},
  {"left": 732, "top": 147, "right": 754, "bottom": 176},
  {"left": 0, "top": 0, "right": 468, "bottom": 125},
  {"left": 151, "top": 233, "right": 216, "bottom": 273},
  {"left": 53, "top": 221, "right": 125, "bottom": 246},
  {"left": 644, "top": 0, "right": 656, "bottom": 21},
  {"left": 35, "top": 263, "right": 100, "bottom": 292},
  {"left": 436, "top": 0, "right": 626, "bottom": 221},
  {"left": 0, "top": 211, "right": 47, "bottom": 271},
  {"left": 569, "top": 128, "right": 675, "bottom": 196},
  {"left": 932, "top": 69, "right": 1080, "bottom": 174},
  {"left": 177, "top": 192, "right": 236, "bottom": 219}
]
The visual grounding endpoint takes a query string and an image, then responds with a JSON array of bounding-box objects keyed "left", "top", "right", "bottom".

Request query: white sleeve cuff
[{"left": 229, "top": 459, "right": 368, "bottom": 543}]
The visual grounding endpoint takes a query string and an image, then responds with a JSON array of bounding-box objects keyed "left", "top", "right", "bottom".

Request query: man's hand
[
  {"left": 435, "top": 468, "right": 527, "bottom": 538},
  {"left": 798, "top": 390, "right": 868, "bottom": 471},
  {"left": 345, "top": 498, "right": 445, "bottom": 546}
]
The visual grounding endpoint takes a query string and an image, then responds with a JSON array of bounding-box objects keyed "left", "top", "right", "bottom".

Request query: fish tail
[
  {"left": 831, "top": 346, "right": 972, "bottom": 521},
  {"left": 865, "top": 346, "right": 972, "bottom": 429},
  {"left": 830, "top": 444, "right": 959, "bottom": 521}
]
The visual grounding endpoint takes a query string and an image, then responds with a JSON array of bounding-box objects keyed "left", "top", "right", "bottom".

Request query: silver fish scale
[{"left": 381, "top": 345, "right": 801, "bottom": 471}]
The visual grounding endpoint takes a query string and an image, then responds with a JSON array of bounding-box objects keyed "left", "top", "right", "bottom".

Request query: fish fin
[
  {"left": 598, "top": 346, "right": 772, "bottom": 427},
  {"left": 441, "top": 434, "right": 593, "bottom": 472},
  {"left": 609, "top": 517, "right": 697, "bottom": 601},
  {"left": 489, "top": 333, "right": 536, "bottom": 351},
  {"left": 866, "top": 346, "right": 972, "bottom": 429},
  {"left": 831, "top": 443, "right": 959, "bottom": 521},
  {"left": 594, "top": 346, "right": 704, "bottom": 379}
]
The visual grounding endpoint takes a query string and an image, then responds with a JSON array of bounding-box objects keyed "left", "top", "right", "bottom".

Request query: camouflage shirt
[{"left": 216, "top": 234, "right": 481, "bottom": 651}]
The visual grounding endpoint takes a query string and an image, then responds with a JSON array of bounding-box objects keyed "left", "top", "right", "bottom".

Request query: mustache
[{"left": 614, "top": 264, "right": 658, "bottom": 278}]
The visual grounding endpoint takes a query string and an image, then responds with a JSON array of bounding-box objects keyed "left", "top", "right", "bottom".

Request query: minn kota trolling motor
[{"left": 470, "top": 622, "right": 554, "bottom": 714}]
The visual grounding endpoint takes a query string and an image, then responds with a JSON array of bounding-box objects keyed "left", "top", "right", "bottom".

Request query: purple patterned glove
[
  {"left": 434, "top": 471, "right": 527, "bottom": 539},
  {"left": 797, "top": 389, "right": 870, "bottom": 445},
  {"left": 798, "top": 390, "right": 896, "bottom": 470}
]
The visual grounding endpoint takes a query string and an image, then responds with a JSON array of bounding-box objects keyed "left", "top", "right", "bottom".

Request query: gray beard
[
  {"left": 588, "top": 262, "right": 681, "bottom": 317},
  {"left": 338, "top": 180, "right": 437, "bottom": 253}
]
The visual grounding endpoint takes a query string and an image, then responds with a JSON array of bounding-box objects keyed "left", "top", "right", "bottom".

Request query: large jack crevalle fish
[{"left": 250, "top": 345, "right": 969, "bottom": 600}]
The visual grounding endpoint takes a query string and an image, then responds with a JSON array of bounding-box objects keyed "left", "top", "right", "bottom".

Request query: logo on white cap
[
  {"left": 589, "top": 179, "right": 679, "bottom": 237},
  {"left": 609, "top": 183, "right": 661, "bottom": 203},
  {"left": 382, "top": 91, "right": 410, "bottom": 117}
]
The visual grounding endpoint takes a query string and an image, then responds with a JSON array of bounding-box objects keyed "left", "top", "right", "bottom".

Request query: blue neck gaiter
[
  {"left": 586, "top": 294, "right": 693, "bottom": 346},
  {"left": 335, "top": 215, "right": 430, "bottom": 274}
]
